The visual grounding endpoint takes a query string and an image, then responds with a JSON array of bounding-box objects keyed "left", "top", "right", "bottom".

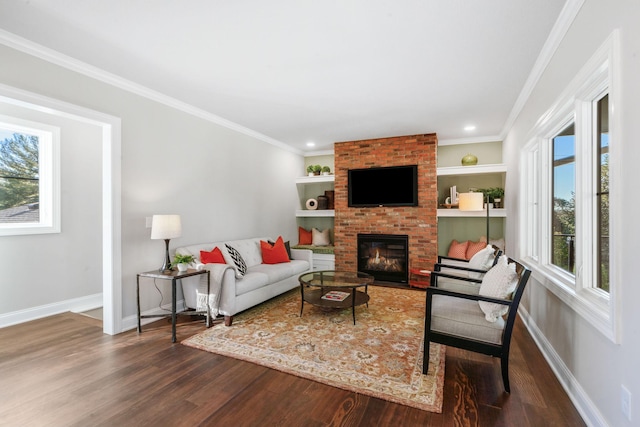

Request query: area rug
[{"left": 182, "top": 285, "right": 445, "bottom": 412}]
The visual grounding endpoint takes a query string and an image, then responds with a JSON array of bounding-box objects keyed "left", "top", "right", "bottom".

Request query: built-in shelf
[
  {"left": 296, "top": 209, "right": 335, "bottom": 217},
  {"left": 437, "top": 163, "right": 507, "bottom": 176},
  {"left": 437, "top": 208, "right": 506, "bottom": 217},
  {"left": 295, "top": 175, "right": 335, "bottom": 184}
]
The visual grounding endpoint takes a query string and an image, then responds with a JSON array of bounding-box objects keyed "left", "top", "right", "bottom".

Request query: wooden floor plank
[{"left": 0, "top": 312, "right": 586, "bottom": 426}]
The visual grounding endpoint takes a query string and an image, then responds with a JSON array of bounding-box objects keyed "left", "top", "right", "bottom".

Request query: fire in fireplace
[{"left": 357, "top": 234, "right": 409, "bottom": 283}]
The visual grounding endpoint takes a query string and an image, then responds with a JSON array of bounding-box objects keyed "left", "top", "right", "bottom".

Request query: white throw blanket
[{"left": 194, "top": 263, "right": 233, "bottom": 317}]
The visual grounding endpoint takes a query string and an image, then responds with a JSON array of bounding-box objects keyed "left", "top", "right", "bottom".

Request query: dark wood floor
[{"left": 0, "top": 310, "right": 585, "bottom": 426}]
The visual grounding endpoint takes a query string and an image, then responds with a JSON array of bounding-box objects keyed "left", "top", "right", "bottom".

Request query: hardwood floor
[{"left": 0, "top": 312, "right": 585, "bottom": 426}]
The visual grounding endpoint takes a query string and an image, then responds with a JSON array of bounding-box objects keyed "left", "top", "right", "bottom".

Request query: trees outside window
[
  {"left": 0, "top": 117, "right": 59, "bottom": 236},
  {"left": 0, "top": 132, "right": 40, "bottom": 222}
]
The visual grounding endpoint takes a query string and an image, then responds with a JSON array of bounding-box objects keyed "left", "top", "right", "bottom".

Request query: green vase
[{"left": 461, "top": 154, "right": 478, "bottom": 166}]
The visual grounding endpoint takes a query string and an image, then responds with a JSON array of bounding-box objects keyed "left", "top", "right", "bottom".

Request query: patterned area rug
[{"left": 182, "top": 285, "right": 445, "bottom": 412}]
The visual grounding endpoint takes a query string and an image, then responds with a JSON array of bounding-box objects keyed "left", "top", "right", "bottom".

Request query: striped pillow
[{"left": 225, "top": 244, "right": 247, "bottom": 278}]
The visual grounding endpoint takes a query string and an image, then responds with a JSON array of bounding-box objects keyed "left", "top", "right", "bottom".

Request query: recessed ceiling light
[
  {"left": 306, "top": 142, "right": 316, "bottom": 147},
  {"left": 464, "top": 125, "right": 476, "bottom": 131}
]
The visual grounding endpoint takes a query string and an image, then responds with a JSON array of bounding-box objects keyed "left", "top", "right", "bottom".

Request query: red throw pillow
[
  {"left": 261, "top": 236, "right": 290, "bottom": 264},
  {"left": 200, "top": 247, "right": 226, "bottom": 264},
  {"left": 447, "top": 240, "right": 469, "bottom": 260},
  {"left": 466, "top": 241, "right": 487, "bottom": 259},
  {"left": 298, "top": 226, "right": 312, "bottom": 245}
]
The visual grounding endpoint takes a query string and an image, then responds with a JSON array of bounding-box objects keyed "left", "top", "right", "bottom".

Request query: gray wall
[
  {"left": 504, "top": 0, "right": 640, "bottom": 425},
  {"left": 0, "top": 43, "right": 303, "bottom": 323}
]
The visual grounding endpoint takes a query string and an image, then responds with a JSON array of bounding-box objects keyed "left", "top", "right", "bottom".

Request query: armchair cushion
[
  {"left": 479, "top": 255, "right": 518, "bottom": 322},
  {"left": 467, "top": 245, "right": 495, "bottom": 279},
  {"left": 431, "top": 295, "right": 505, "bottom": 344}
]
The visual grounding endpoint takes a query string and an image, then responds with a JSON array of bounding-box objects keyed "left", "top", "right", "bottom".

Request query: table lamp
[
  {"left": 458, "top": 192, "right": 490, "bottom": 242},
  {"left": 150, "top": 214, "right": 182, "bottom": 273}
]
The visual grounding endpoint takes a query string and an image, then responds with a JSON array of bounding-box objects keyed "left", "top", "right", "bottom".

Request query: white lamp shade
[
  {"left": 458, "top": 192, "right": 484, "bottom": 211},
  {"left": 150, "top": 214, "right": 182, "bottom": 239}
]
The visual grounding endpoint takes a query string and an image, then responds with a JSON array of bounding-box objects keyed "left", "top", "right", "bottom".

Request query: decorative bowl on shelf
[{"left": 461, "top": 154, "right": 478, "bottom": 166}]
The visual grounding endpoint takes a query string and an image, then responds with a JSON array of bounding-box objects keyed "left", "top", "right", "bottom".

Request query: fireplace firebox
[{"left": 357, "top": 234, "right": 409, "bottom": 283}]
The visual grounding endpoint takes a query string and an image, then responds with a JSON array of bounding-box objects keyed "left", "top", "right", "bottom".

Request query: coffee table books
[{"left": 321, "top": 290, "right": 350, "bottom": 301}]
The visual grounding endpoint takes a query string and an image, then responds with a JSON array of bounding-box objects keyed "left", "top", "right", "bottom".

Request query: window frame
[
  {"left": 0, "top": 115, "right": 60, "bottom": 236},
  {"left": 519, "top": 31, "right": 620, "bottom": 343}
]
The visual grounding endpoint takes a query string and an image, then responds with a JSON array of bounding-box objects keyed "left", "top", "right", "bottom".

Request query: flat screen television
[{"left": 348, "top": 165, "right": 418, "bottom": 207}]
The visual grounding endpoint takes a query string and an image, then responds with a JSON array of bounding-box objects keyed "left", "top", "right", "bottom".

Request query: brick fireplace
[{"left": 334, "top": 134, "right": 438, "bottom": 280}]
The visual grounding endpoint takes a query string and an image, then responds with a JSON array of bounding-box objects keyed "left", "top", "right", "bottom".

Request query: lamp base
[{"left": 159, "top": 238, "right": 172, "bottom": 273}]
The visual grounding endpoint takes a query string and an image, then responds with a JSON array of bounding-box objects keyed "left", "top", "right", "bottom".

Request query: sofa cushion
[
  {"left": 250, "top": 260, "right": 308, "bottom": 284},
  {"left": 261, "top": 237, "right": 290, "bottom": 264},
  {"left": 223, "top": 238, "right": 265, "bottom": 268},
  {"left": 235, "top": 271, "right": 270, "bottom": 296},
  {"left": 200, "top": 247, "right": 226, "bottom": 264},
  {"left": 225, "top": 243, "right": 247, "bottom": 278}
]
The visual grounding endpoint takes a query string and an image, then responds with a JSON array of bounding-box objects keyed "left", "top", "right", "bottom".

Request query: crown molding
[
  {"left": 437, "top": 135, "right": 502, "bottom": 146},
  {"left": 499, "top": 0, "right": 586, "bottom": 140},
  {"left": 0, "top": 29, "right": 302, "bottom": 155}
]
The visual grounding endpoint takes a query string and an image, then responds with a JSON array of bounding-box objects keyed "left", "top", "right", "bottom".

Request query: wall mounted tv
[{"left": 348, "top": 165, "right": 418, "bottom": 207}]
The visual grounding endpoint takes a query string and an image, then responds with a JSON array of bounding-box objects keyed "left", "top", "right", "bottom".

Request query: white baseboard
[
  {"left": 0, "top": 293, "right": 102, "bottom": 328},
  {"left": 518, "top": 307, "right": 609, "bottom": 427},
  {"left": 120, "top": 300, "right": 187, "bottom": 332}
]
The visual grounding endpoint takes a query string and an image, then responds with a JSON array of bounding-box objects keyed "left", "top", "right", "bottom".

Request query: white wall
[
  {"left": 0, "top": 101, "right": 103, "bottom": 313},
  {"left": 504, "top": 1, "right": 640, "bottom": 426},
  {"left": 0, "top": 43, "right": 303, "bottom": 324}
]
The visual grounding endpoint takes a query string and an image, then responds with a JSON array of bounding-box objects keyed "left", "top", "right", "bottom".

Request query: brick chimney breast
[{"left": 334, "top": 134, "right": 438, "bottom": 275}]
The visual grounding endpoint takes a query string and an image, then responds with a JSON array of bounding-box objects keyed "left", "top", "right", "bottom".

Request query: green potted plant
[
  {"left": 306, "top": 165, "right": 315, "bottom": 176},
  {"left": 173, "top": 253, "right": 195, "bottom": 272},
  {"left": 321, "top": 166, "right": 331, "bottom": 175},
  {"left": 312, "top": 164, "right": 322, "bottom": 175},
  {"left": 478, "top": 187, "right": 504, "bottom": 206}
]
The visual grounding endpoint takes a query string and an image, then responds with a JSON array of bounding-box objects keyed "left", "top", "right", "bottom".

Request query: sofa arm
[{"left": 291, "top": 248, "right": 313, "bottom": 271}]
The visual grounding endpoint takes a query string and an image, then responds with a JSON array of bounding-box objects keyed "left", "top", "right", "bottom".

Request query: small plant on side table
[{"left": 173, "top": 253, "right": 195, "bottom": 272}]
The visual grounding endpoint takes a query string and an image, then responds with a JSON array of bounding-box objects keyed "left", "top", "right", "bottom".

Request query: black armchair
[{"left": 422, "top": 255, "right": 531, "bottom": 393}]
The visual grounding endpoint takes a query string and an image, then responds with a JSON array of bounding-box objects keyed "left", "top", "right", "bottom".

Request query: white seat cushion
[
  {"left": 235, "top": 271, "right": 269, "bottom": 296},
  {"left": 431, "top": 295, "right": 505, "bottom": 344}
]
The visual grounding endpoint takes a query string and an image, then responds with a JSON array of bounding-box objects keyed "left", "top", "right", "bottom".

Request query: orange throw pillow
[
  {"left": 298, "top": 226, "right": 312, "bottom": 245},
  {"left": 447, "top": 240, "right": 469, "bottom": 260},
  {"left": 200, "top": 247, "right": 226, "bottom": 264},
  {"left": 261, "top": 236, "right": 290, "bottom": 264},
  {"left": 466, "top": 241, "right": 487, "bottom": 259}
]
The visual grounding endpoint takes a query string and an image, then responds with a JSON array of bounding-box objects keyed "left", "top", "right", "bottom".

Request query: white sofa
[{"left": 175, "top": 237, "right": 312, "bottom": 326}]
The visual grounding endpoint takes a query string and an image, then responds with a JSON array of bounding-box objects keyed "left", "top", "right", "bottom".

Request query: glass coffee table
[{"left": 298, "top": 270, "right": 374, "bottom": 325}]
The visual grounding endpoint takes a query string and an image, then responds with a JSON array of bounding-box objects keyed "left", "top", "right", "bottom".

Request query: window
[
  {"left": 596, "top": 94, "right": 609, "bottom": 292},
  {"left": 0, "top": 116, "right": 60, "bottom": 236},
  {"left": 551, "top": 123, "right": 576, "bottom": 274},
  {"left": 520, "top": 32, "right": 619, "bottom": 342}
]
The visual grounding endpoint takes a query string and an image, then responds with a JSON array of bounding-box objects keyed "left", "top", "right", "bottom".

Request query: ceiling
[{"left": 0, "top": 0, "right": 568, "bottom": 153}]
